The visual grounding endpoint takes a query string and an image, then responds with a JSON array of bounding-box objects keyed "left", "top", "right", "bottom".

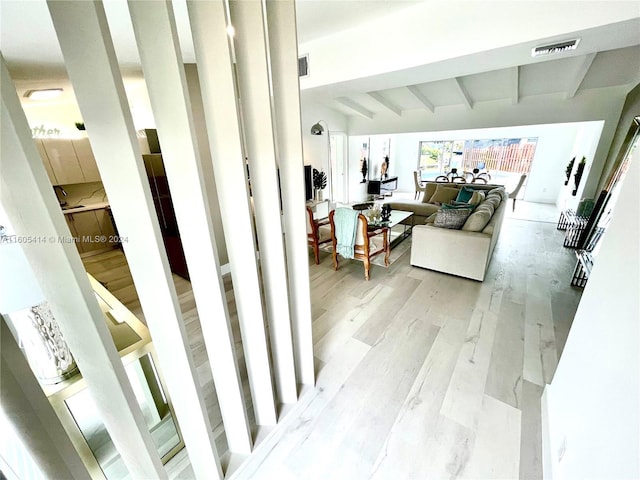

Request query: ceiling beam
[
  {"left": 453, "top": 77, "right": 473, "bottom": 109},
  {"left": 335, "top": 97, "right": 374, "bottom": 119},
  {"left": 406, "top": 85, "right": 434, "bottom": 112},
  {"left": 366, "top": 91, "right": 402, "bottom": 116},
  {"left": 566, "top": 53, "right": 597, "bottom": 99},
  {"left": 510, "top": 66, "right": 519, "bottom": 105}
]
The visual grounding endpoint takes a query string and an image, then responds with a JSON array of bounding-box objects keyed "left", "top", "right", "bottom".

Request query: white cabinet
[
  {"left": 37, "top": 137, "right": 102, "bottom": 185},
  {"left": 72, "top": 138, "right": 101, "bottom": 183},
  {"left": 65, "top": 208, "right": 116, "bottom": 255}
]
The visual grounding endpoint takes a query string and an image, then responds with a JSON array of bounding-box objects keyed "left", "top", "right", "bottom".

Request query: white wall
[
  {"left": 348, "top": 87, "right": 628, "bottom": 204},
  {"left": 348, "top": 122, "right": 600, "bottom": 205},
  {"left": 556, "top": 122, "right": 604, "bottom": 210},
  {"left": 300, "top": 99, "right": 347, "bottom": 171},
  {"left": 543, "top": 150, "right": 639, "bottom": 480}
]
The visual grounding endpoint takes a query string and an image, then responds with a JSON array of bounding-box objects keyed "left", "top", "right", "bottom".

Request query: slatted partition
[{"left": 2, "top": 0, "right": 313, "bottom": 477}]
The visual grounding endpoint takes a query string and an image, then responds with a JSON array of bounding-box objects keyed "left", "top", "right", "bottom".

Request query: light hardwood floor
[{"left": 83, "top": 214, "right": 582, "bottom": 480}]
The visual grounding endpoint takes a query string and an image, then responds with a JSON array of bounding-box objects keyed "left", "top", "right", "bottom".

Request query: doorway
[{"left": 330, "top": 132, "right": 348, "bottom": 203}]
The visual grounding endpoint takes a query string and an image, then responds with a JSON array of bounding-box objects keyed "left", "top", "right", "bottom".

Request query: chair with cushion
[
  {"left": 413, "top": 171, "right": 427, "bottom": 200},
  {"left": 329, "top": 208, "right": 390, "bottom": 280},
  {"left": 306, "top": 206, "right": 331, "bottom": 264},
  {"left": 508, "top": 174, "right": 527, "bottom": 211}
]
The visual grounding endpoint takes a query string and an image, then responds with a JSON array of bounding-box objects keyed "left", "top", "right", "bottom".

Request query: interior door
[{"left": 330, "top": 132, "right": 347, "bottom": 203}]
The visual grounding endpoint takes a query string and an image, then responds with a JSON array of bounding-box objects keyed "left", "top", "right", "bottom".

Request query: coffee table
[{"left": 368, "top": 210, "right": 414, "bottom": 249}]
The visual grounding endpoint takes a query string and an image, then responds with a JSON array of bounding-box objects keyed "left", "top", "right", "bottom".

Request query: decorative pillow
[
  {"left": 428, "top": 185, "right": 460, "bottom": 206},
  {"left": 468, "top": 190, "right": 486, "bottom": 206},
  {"left": 425, "top": 212, "right": 437, "bottom": 224},
  {"left": 434, "top": 208, "right": 472, "bottom": 229},
  {"left": 462, "top": 208, "right": 493, "bottom": 232},
  {"left": 455, "top": 186, "right": 476, "bottom": 203}
]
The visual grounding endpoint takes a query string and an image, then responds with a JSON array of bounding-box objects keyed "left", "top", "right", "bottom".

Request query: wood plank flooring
[{"left": 83, "top": 215, "right": 582, "bottom": 479}]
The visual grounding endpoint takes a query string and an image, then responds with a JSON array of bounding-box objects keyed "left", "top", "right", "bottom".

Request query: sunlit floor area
[{"left": 84, "top": 202, "right": 581, "bottom": 479}]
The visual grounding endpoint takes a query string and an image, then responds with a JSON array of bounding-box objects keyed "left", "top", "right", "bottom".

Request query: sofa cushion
[
  {"left": 476, "top": 202, "right": 495, "bottom": 217},
  {"left": 433, "top": 208, "right": 472, "bottom": 229},
  {"left": 485, "top": 194, "right": 501, "bottom": 210},
  {"left": 421, "top": 183, "right": 439, "bottom": 203},
  {"left": 487, "top": 187, "right": 506, "bottom": 197},
  {"left": 442, "top": 202, "right": 473, "bottom": 210},
  {"left": 462, "top": 208, "right": 493, "bottom": 232},
  {"left": 429, "top": 185, "right": 460, "bottom": 205},
  {"left": 469, "top": 190, "right": 486, "bottom": 207},
  {"left": 455, "top": 186, "right": 475, "bottom": 203},
  {"left": 391, "top": 201, "right": 439, "bottom": 218}
]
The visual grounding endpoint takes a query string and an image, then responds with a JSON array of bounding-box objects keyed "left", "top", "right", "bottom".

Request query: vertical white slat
[
  {"left": 0, "top": 55, "right": 166, "bottom": 480},
  {"left": 266, "top": 0, "right": 316, "bottom": 386},
  {"left": 229, "top": 0, "right": 298, "bottom": 407},
  {"left": 45, "top": 2, "right": 225, "bottom": 476},
  {"left": 185, "top": 0, "right": 279, "bottom": 425},
  {"left": 126, "top": 0, "right": 253, "bottom": 453},
  {"left": 1, "top": 318, "right": 91, "bottom": 480}
]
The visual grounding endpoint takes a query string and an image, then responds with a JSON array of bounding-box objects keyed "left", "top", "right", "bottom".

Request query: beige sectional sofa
[{"left": 389, "top": 182, "right": 507, "bottom": 281}]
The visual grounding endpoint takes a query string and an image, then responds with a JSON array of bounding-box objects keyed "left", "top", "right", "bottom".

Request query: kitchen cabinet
[
  {"left": 72, "top": 138, "right": 101, "bottom": 183},
  {"left": 37, "top": 137, "right": 102, "bottom": 185},
  {"left": 34, "top": 138, "right": 59, "bottom": 184},
  {"left": 65, "top": 208, "right": 117, "bottom": 255},
  {"left": 42, "top": 138, "right": 85, "bottom": 184}
]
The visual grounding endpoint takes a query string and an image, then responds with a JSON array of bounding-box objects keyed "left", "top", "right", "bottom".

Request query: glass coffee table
[{"left": 368, "top": 210, "right": 414, "bottom": 249}]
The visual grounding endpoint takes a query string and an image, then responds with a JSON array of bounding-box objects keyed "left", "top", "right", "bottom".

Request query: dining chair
[
  {"left": 413, "top": 171, "right": 427, "bottom": 199},
  {"left": 329, "top": 209, "right": 389, "bottom": 280},
  {"left": 509, "top": 173, "right": 527, "bottom": 211},
  {"left": 306, "top": 206, "right": 331, "bottom": 264}
]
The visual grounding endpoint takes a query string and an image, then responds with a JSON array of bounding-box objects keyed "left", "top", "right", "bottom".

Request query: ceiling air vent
[
  {"left": 298, "top": 54, "right": 309, "bottom": 78},
  {"left": 532, "top": 38, "right": 580, "bottom": 57}
]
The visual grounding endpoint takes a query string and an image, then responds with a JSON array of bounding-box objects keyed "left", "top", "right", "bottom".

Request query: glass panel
[{"left": 65, "top": 354, "right": 180, "bottom": 480}]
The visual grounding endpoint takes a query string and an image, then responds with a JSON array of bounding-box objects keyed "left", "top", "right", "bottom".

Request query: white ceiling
[{"left": 1, "top": 0, "right": 639, "bottom": 120}]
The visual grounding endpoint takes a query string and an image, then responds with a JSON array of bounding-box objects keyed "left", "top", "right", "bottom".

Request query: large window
[{"left": 418, "top": 137, "right": 538, "bottom": 183}]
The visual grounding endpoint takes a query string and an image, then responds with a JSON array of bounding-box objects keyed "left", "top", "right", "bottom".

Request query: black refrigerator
[{"left": 142, "top": 154, "right": 190, "bottom": 280}]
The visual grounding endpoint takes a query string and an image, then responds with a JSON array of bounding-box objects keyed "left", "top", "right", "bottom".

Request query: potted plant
[{"left": 312, "top": 168, "right": 327, "bottom": 200}]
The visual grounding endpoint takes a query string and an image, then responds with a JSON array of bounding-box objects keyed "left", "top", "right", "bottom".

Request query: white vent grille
[
  {"left": 298, "top": 54, "right": 309, "bottom": 78},
  {"left": 532, "top": 39, "right": 580, "bottom": 57}
]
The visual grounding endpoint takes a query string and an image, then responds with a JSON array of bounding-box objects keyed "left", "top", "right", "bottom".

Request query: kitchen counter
[{"left": 61, "top": 201, "right": 109, "bottom": 215}]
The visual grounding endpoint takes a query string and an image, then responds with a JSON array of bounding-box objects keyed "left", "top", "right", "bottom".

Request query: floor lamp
[{"left": 310, "top": 120, "right": 332, "bottom": 202}]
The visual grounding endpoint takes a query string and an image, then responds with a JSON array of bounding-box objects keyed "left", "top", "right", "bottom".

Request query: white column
[
  {"left": 45, "top": 2, "right": 226, "bottom": 476},
  {"left": 1, "top": 318, "right": 91, "bottom": 480},
  {"left": 1, "top": 56, "right": 166, "bottom": 480},
  {"left": 126, "top": 0, "right": 252, "bottom": 454},
  {"left": 230, "top": 0, "right": 298, "bottom": 406},
  {"left": 185, "top": 0, "right": 278, "bottom": 424},
  {"left": 266, "top": 0, "right": 316, "bottom": 386}
]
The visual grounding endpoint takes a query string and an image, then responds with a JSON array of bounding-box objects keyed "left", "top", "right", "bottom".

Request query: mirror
[{"left": 65, "top": 353, "right": 180, "bottom": 479}]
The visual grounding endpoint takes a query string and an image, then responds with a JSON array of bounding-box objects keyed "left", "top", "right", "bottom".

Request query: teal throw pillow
[{"left": 455, "top": 186, "right": 475, "bottom": 203}]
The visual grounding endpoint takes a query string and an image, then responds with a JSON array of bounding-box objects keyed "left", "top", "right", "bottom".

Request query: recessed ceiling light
[
  {"left": 532, "top": 39, "right": 580, "bottom": 57},
  {"left": 23, "top": 88, "right": 63, "bottom": 100}
]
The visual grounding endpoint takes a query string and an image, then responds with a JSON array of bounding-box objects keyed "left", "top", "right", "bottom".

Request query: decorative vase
[{"left": 9, "top": 301, "right": 79, "bottom": 384}]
